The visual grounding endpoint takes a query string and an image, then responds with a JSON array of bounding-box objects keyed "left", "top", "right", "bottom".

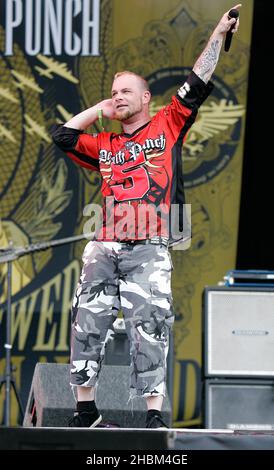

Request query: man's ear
[{"left": 143, "top": 90, "right": 151, "bottom": 104}]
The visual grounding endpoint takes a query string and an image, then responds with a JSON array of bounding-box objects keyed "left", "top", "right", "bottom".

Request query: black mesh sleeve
[{"left": 176, "top": 71, "right": 214, "bottom": 109}]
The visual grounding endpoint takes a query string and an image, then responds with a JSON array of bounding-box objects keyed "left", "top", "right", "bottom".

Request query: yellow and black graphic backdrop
[{"left": 0, "top": 0, "right": 253, "bottom": 426}]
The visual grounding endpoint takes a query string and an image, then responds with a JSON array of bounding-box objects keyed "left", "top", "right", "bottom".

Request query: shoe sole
[
  {"left": 89, "top": 414, "right": 102, "bottom": 428},
  {"left": 146, "top": 427, "right": 168, "bottom": 429}
]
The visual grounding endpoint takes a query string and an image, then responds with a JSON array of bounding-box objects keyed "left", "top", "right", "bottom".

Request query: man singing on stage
[{"left": 52, "top": 4, "right": 241, "bottom": 428}]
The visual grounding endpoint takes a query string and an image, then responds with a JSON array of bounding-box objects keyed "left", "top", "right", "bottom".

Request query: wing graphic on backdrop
[
  {"left": 184, "top": 99, "right": 245, "bottom": 157},
  {"left": 35, "top": 55, "right": 79, "bottom": 83}
]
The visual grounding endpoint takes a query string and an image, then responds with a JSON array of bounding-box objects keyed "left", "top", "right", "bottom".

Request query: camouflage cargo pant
[{"left": 70, "top": 240, "right": 174, "bottom": 397}]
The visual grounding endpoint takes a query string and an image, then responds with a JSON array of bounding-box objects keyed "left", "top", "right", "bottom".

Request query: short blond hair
[{"left": 113, "top": 71, "right": 150, "bottom": 92}]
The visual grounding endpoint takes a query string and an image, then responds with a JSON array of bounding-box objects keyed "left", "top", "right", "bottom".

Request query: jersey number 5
[{"left": 110, "top": 152, "right": 150, "bottom": 201}]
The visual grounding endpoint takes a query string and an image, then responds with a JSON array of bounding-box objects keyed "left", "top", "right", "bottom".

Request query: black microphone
[{"left": 224, "top": 9, "right": 239, "bottom": 52}]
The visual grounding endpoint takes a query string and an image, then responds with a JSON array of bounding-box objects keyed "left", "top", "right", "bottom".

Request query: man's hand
[
  {"left": 214, "top": 4, "right": 241, "bottom": 37},
  {"left": 99, "top": 99, "right": 116, "bottom": 120}
]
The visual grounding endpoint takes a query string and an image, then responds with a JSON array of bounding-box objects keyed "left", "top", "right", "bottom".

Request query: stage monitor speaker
[
  {"left": 23, "top": 363, "right": 171, "bottom": 428},
  {"left": 204, "top": 379, "right": 274, "bottom": 430},
  {"left": 203, "top": 286, "right": 274, "bottom": 377},
  {"left": 104, "top": 319, "right": 131, "bottom": 366}
]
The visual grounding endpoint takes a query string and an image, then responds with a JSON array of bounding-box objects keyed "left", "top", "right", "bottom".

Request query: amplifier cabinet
[
  {"left": 203, "top": 287, "right": 274, "bottom": 377},
  {"left": 204, "top": 378, "right": 274, "bottom": 430}
]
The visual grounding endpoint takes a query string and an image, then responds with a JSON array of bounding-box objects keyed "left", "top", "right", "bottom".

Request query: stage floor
[{"left": 1, "top": 426, "right": 274, "bottom": 450}]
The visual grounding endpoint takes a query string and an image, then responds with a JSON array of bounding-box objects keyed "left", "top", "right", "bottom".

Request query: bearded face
[
  {"left": 111, "top": 73, "right": 150, "bottom": 123},
  {"left": 115, "top": 96, "right": 143, "bottom": 121}
]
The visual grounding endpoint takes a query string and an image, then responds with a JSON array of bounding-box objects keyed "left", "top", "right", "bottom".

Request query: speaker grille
[
  {"left": 205, "top": 379, "right": 274, "bottom": 429},
  {"left": 204, "top": 288, "right": 274, "bottom": 377}
]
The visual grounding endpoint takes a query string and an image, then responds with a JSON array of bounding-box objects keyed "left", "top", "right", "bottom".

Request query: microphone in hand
[{"left": 224, "top": 9, "right": 239, "bottom": 52}]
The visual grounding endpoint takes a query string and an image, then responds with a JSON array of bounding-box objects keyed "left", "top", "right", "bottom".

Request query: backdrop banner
[{"left": 0, "top": 0, "right": 253, "bottom": 426}]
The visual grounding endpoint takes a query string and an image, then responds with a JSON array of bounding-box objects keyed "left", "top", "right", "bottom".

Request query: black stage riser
[{"left": 1, "top": 427, "right": 274, "bottom": 450}]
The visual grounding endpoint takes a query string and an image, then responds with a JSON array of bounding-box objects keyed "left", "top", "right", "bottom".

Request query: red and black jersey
[{"left": 52, "top": 71, "right": 213, "bottom": 244}]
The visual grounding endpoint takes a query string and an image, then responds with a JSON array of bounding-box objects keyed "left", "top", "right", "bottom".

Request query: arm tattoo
[{"left": 193, "top": 39, "right": 222, "bottom": 83}]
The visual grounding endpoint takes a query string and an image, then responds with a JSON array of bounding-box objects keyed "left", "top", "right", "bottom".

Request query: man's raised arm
[
  {"left": 64, "top": 99, "right": 115, "bottom": 130},
  {"left": 193, "top": 4, "right": 241, "bottom": 84}
]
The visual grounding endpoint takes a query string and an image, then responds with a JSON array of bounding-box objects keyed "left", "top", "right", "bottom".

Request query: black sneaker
[
  {"left": 68, "top": 410, "right": 102, "bottom": 428},
  {"left": 146, "top": 413, "right": 168, "bottom": 429}
]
